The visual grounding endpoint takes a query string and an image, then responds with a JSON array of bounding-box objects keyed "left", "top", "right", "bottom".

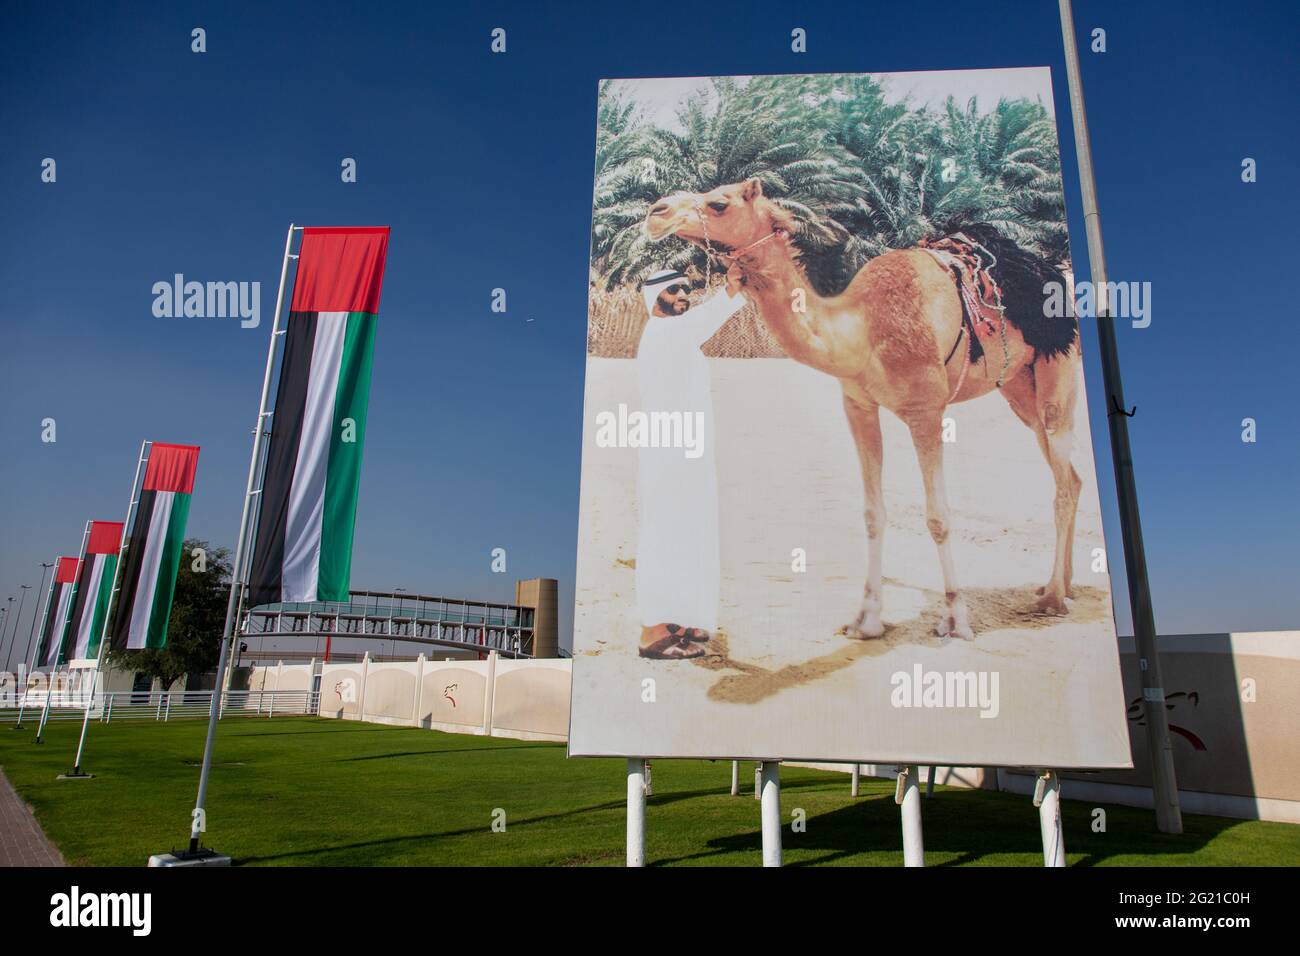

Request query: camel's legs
[
  {"left": 842, "top": 394, "right": 886, "bottom": 638},
  {"left": 999, "top": 353, "right": 1082, "bottom": 613},
  {"left": 901, "top": 407, "right": 974, "bottom": 640}
]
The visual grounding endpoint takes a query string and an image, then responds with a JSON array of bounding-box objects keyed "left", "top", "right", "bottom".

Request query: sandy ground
[{"left": 571, "top": 358, "right": 1132, "bottom": 767}]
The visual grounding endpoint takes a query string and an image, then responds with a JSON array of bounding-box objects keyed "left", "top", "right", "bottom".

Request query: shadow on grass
[
  {"left": 649, "top": 789, "right": 1241, "bottom": 867},
  {"left": 222, "top": 724, "right": 385, "bottom": 738},
  {"left": 233, "top": 796, "right": 630, "bottom": 865},
  {"left": 341, "top": 745, "right": 545, "bottom": 762}
]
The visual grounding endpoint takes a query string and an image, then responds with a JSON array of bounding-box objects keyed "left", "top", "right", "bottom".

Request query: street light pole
[
  {"left": 2, "top": 597, "right": 16, "bottom": 670},
  {"left": 5, "top": 586, "right": 32, "bottom": 671}
]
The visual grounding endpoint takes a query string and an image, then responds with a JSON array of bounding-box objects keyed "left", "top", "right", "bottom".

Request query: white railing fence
[{"left": 0, "top": 689, "right": 319, "bottom": 724}]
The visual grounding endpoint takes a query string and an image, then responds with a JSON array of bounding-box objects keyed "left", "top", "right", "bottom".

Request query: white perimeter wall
[{"left": 253, "top": 631, "right": 1300, "bottom": 823}]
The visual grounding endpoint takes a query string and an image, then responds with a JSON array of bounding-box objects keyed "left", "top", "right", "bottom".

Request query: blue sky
[{"left": 1, "top": 0, "right": 1296, "bottom": 654}]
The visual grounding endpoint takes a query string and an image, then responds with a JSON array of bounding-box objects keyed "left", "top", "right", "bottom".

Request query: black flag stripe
[
  {"left": 108, "top": 489, "right": 157, "bottom": 651},
  {"left": 248, "top": 311, "right": 319, "bottom": 607}
]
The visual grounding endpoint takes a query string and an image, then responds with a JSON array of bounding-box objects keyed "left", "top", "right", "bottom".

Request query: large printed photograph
[{"left": 570, "top": 68, "right": 1131, "bottom": 766}]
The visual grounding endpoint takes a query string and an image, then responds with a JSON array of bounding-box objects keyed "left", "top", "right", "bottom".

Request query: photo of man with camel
[{"left": 571, "top": 68, "right": 1130, "bottom": 771}]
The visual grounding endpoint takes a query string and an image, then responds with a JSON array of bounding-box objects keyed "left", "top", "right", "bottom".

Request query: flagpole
[
  {"left": 20, "top": 562, "right": 55, "bottom": 681},
  {"left": 36, "top": 522, "right": 92, "bottom": 745},
  {"left": 226, "top": 413, "right": 273, "bottom": 692},
  {"left": 1058, "top": 0, "right": 1182, "bottom": 833},
  {"left": 179, "top": 222, "right": 298, "bottom": 862},
  {"left": 65, "top": 441, "right": 150, "bottom": 778},
  {"left": 13, "top": 560, "right": 57, "bottom": 730}
]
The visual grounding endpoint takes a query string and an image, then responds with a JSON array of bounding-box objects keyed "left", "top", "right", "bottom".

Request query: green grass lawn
[{"left": 2, "top": 717, "right": 1295, "bottom": 866}]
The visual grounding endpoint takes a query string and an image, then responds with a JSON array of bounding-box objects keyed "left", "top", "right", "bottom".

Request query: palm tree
[
  {"left": 591, "top": 77, "right": 867, "bottom": 292},
  {"left": 590, "top": 77, "right": 1070, "bottom": 295},
  {"left": 927, "top": 96, "right": 1068, "bottom": 262}
]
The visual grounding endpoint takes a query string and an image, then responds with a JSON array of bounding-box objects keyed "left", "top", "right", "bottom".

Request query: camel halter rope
[{"left": 694, "top": 201, "right": 786, "bottom": 288}]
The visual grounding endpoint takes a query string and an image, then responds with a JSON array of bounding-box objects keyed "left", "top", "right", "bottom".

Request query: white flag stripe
[
  {"left": 126, "top": 490, "right": 174, "bottom": 650},
  {"left": 45, "top": 586, "right": 74, "bottom": 667},
  {"left": 281, "top": 311, "right": 348, "bottom": 602},
  {"left": 72, "top": 554, "right": 105, "bottom": 660}
]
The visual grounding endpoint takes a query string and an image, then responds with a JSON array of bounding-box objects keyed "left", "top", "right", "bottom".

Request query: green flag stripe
[
  {"left": 145, "top": 492, "right": 190, "bottom": 649},
  {"left": 318, "top": 310, "right": 376, "bottom": 601},
  {"left": 86, "top": 553, "right": 117, "bottom": 658}
]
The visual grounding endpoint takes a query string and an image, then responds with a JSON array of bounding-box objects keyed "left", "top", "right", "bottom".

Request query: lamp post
[
  {"left": 5, "top": 585, "right": 32, "bottom": 671},
  {"left": 1, "top": 597, "right": 14, "bottom": 670}
]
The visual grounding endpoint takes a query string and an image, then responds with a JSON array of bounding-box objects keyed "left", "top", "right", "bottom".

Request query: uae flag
[
  {"left": 249, "top": 227, "right": 389, "bottom": 606},
  {"left": 65, "top": 521, "right": 124, "bottom": 661},
  {"left": 110, "top": 443, "right": 200, "bottom": 651},
  {"left": 37, "top": 557, "right": 80, "bottom": 668}
]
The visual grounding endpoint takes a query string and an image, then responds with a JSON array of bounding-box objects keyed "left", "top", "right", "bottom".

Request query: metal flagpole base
[
  {"left": 148, "top": 848, "right": 232, "bottom": 868},
  {"left": 57, "top": 771, "right": 95, "bottom": 780}
]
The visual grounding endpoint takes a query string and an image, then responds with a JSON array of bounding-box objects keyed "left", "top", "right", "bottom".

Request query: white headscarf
[{"left": 641, "top": 269, "right": 688, "bottom": 315}]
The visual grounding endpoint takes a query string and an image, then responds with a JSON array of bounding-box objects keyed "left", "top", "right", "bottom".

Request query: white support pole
[
  {"left": 185, "top": 223, "right": 297, "bottom": 858},
  {"left": 759, "top": 761, "right": 781, "bottom": 867},
  {"left": 14, "top": 559, "right": 58, "bottom": 729},
  {"left": 754, "top": 762, "right": 761, "bottom": 800},
  {"left": 356, "top": 652, "right": 370, "bottom": 721},
  {"left": 69, "top": 440, "right": 150, "bottom": 777},
  {"left": 36, "top": 523, "right": 92, "bottom": 744},
  {"left": 1035, "top": 770, "right": 1066, "bottom": 867},
  {"left": 482, "top": 649, "right": 497, "bottom": 736},
  {"left": 851, "top": 763, "right": 861, "bottom": 797},
  {"left": 626, "top": 758, "right": 646, "bottom": 867},
  {"left": 730, "top": 760, "right": 739, "bottom": 796},
  {"left": 897, "top": 765, "right": 924, "bottom": 867},
  {"left": 411, "top": 653, "right": 425, "bottom": 727}
]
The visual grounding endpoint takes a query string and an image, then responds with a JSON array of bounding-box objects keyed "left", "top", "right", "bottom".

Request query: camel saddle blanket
[{"left": 918, "top": 233, "right": 1007, "bottom": 346}]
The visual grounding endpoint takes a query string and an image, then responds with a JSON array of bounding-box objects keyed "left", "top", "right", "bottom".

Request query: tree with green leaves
[{"left": 110, "top": 539, "right": 231, "bottom": 690}]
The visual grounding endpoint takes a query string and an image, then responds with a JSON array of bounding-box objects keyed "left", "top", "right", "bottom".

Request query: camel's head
[{"left": 645, "top": 178, "right": 791, "bottom": 253}]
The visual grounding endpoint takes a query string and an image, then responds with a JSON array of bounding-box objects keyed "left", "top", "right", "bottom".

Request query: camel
[{"left": 644, "top": 178, "right": 1082, "bottom": 641}]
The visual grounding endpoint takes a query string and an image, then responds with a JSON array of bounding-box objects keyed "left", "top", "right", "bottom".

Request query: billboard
[{"left": 570, "top": 68, "right": 1131, "bottom": 767}]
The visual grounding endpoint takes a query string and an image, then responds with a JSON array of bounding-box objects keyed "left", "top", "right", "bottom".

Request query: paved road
[{"left": 0, "top": 768, "right": 64, "bottom": 866}]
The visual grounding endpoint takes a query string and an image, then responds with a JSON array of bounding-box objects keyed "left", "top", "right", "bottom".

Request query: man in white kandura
[{"left": 635, "top": 269, "right": 746, "bottom": 659}]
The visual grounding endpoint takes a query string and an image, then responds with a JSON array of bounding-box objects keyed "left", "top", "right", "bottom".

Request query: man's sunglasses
[{"left": 663, "top": 283, "right": 692, "bottom": 295}]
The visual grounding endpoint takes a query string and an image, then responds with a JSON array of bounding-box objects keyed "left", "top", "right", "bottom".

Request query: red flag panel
[
  {"left": 86, "top": 521, "right": 124, "bottom": 555},
  {"left": 289, "top": 227, "right": 390, "bottom": 314},
  {"left": 56, "top": 556, "right": 79, "bottom": 583},
  {"left": 143, "top": 442, "right": 201, "bottom": 494}
]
